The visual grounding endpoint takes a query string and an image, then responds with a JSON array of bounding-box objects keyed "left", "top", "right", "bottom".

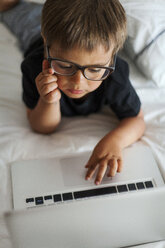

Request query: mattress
[{"left": 0, "top": 5, "right": 165, "bottom": 247}]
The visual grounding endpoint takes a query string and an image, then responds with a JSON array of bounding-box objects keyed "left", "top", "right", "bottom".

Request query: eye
[
  {"left": 88, "top": 68, "right": 101, "bottom": 73},
  {"left": 57, "top": 63, "right": 73, "bottom": 69},
  {"left": 51, "top": 60, "right": 75, "bottom": 74}
]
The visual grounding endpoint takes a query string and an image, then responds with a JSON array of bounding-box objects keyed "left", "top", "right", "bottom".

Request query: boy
[{"left": 0, "top": 0, "right": 145, "bottom": 185}]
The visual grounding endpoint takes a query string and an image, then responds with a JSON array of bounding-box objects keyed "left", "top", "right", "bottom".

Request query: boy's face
[{"left": 48, "top": 43, "right": 113, "bottom": 99}]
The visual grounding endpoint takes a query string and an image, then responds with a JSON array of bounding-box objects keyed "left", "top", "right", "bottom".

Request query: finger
[
  {"left": 37, "top": 73, "right": 58, "bottom": 86},
  {"left": 117, "top": 159, "right": 123, "bottom": 172},
  {"left": 36, "top": 71, "right": 55, "bottom": 86},
  {"left": 85, "top": 152, "right": 101, "bottom": 169},
  {"left": 85, "top": 163, "right": 98, "bottom": 180},
  {"left": 42, "top": 59, "right": 49, "bottom": 71},
  {"left": 107, "top": 159, "right": 118, "bottom": 177},
  {"left": 44, "top": 89, "right": 61, "bottom": 103},
  {"left": 38, "top": 75, "right": 57, "bottom": 88},
  {"left": 41, "top": 82, "right": 58, "bottom": 96},
  {"left": 95, "top": 160, "right": 108, "bottom": 185},
  {"left": 42, "top": 59, "right": 54, "bottom": 75},
  {"left": 36, "top": 76, "right": 57, "bottom": 95}
]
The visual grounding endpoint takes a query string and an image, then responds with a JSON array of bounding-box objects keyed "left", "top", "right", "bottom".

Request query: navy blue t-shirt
[{"left": 21, "top": 38, "right": 141, "bottom": 119}]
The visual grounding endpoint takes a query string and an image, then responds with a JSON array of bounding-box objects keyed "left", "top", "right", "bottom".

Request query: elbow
[
  {"left": 137, "top": 109, "right": 146, "bottom": 136},
  {"left": 26, "top": 110, "right": 61, "bottom": 135},
  {"left": 30, "top": 123, "right": 60, "bottom": 135}
]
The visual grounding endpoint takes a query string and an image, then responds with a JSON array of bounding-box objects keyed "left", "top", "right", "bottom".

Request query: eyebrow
[
  {"left": 51, "top": 56, "right": 111, "bottom": 67},
  {"left": 47, "top": 46, "right": 112, "bottom": 67}
]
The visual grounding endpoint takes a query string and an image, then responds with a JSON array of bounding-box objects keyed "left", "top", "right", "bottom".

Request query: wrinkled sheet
[{"left": 0, "top": 22, "right": 165, "bottom": 248}]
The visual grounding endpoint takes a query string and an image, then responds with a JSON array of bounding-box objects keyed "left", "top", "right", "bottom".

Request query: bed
[{"left": 0, "top": 0, "right": 165, "bottom": 247}]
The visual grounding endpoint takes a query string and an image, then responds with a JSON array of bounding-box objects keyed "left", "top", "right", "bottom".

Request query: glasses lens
[
  {"left": 51, "top": 60, "right": 76, "bottom": 75},
  {"left": 85, "top": 67, "right": 111, "bottom": 80}
]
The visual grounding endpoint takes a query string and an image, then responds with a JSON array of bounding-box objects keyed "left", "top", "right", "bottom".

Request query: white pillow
[{"left": 120, "top": 0, "right": 165, "bottom": 88}]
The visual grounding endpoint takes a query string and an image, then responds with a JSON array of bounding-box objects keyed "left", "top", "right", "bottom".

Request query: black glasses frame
[{"left": 45, "top": 45, "right": 116, "bottom": 81}]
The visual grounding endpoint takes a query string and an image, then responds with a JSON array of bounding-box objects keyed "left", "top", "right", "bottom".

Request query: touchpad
[{"left": 60, "top": 152, "right": 110, "bottom": 187}]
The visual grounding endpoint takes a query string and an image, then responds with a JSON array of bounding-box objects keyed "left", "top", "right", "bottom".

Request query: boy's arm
[
  {"left": 85, "top": 108, "right": 146, "bottom": 185},
  {"left": 26, "top": 59, "right": 61, "bottom": 134},
  {"left": 27, "top": 98, "right": 61, "bottom": 134}
]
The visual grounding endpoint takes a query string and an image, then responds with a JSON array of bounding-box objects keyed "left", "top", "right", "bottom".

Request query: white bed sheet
[{"left": 0, "top": 22, "right": 165, "bottom": 248}]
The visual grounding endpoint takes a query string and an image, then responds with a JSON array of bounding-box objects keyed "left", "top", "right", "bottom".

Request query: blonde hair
[{"left": 41, "top": 0, "right": 127, "bottom": 55}]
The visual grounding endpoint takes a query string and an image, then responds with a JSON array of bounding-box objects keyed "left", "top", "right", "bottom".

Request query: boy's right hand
[{"left": 35, "top": 60, "right": 61, "bottom": 104}]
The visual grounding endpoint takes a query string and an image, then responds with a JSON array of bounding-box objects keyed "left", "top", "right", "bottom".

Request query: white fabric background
[
  {"left": 120, "top": 0, "right": 165, "bottom": 87},
  {"left": 0, "top": 1, "right": 165, "bottom": 247}
]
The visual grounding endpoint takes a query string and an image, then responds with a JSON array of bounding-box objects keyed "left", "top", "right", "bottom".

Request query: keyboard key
[
  {"left": 95, "top": 186, "right": 117, "bottom": 196},
  {"left": 117, "top": 185, "right": 128, "bottom": 193},
  {"left": 53, "top": 194, "right": 62, "bottom": 202},
  {"left": 74, "top": 189, "right": 94, "bottom": 199},
  {"left": 62, "top": 193, "right": 73, "bottom": 201},
  {"left": 128, "top": 183, "right": 136, "bottom": 191},
  {"left": 26, "top": 198, "right": 34, "bottom": 203},
  {"left": 74, "top": 186, "right": 117, "bottom": 199},
  {"left": 44, "top": 195, "right": 53, "bottom": 200},
  {"left": 136, "top": 182, "right": 145, "bottom": 190},
  {"left": 35, "top": 197, "right": 44, "bottom": 205},
  {"left": 145, "top": 181, "right": 154, "bottom": 188}
]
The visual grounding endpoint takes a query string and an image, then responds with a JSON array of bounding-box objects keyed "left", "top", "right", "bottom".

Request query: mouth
[{"left": 68, "top": 89, "right": 85, "bottom": 95}]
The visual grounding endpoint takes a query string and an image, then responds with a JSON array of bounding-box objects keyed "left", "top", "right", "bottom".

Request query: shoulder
[
  {"left": 103, "top": 56, "right": 141, "bottom": 119},
  {"left": 106, "top": 56, "right": 130, "bottom": 87},
  {"left": 21, "top": 38, "right": 44, "bottom": 80},
  {"left": 21, "top": 39, "right": 44, "bottom": 109}
]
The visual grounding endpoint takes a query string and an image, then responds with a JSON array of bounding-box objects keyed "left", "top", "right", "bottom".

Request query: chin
[{"left": 64, "top": 89, "right": 88, "bottom": 99}]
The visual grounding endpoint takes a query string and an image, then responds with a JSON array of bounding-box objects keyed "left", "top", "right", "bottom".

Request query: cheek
[
  {"left": 57, "top": 75, "right": 102, "bottom": 92},
  {"left": 56, "top": 75, "right": 68, "bottom": 89},
  {"left": 88, "top": 81, "right": 102, "bottom": 91}
]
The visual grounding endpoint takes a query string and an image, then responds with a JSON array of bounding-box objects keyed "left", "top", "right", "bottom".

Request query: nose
[{"left": 71, "top": 70, "right": 87, "bottom": 86}]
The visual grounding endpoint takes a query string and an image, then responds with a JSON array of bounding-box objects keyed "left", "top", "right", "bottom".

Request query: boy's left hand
[{"left": 85, "top": 134, "right": 123, "bottom": 185}]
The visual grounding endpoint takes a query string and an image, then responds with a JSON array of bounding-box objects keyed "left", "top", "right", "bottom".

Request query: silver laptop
[
  {"left": 5, "top": 187, "right": 165, "bottom": 248},
  {"left": 5, "top": 144, "right": 165, "bottom": 248},
  {"left": 10, "top": 144, "right": 164, "bottom": 210}
]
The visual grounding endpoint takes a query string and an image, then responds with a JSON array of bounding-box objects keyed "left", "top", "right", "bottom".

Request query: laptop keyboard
[{"left": 25, "top": 180, "right": 154, "bottom": 208}]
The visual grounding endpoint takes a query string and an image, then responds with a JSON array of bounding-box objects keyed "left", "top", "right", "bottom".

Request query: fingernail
[
  {"left": 95, "top": 181, "right": 100, "bottom": 185},
  {"left": 49, "top": 68, "right": 54, "bottom": 74},
  {"left": 86, "top": 177, "right": 90, "bottom": 180}
]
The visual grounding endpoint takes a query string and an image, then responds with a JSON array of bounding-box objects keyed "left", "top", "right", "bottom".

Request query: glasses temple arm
[
  {"left": 113, "top": 54, "right": 117, "bottom": 68},
  {"left": 45, "top": 44, "right": 51, "bottom": 60}
]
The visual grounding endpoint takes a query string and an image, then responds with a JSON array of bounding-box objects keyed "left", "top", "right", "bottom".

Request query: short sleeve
[
  {"left": 21, "top": 54, "right": 42, "bottom": 109},
  {"left": 105, "top": 57, "right": 141, "bottom": 119}
]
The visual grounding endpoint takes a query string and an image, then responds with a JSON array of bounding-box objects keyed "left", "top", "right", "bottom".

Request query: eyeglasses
[{"left": 46, "top": 45, "right": 116, "bottom": 81}]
